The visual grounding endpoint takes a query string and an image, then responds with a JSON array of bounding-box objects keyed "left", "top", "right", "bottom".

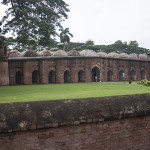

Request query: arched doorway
[
  {"left": 91, "top": 67, "right": 100, "bottom": 82},
  {"left": 49, "top": 70, "right": 56, "bottom": 83},
  {"left": 119, "top": 70, "right": 125, "bottom": 81},
  {"left": 64, "top": 70, "right": 70, "bottom": 83},
  {"left": 130, "top": 70, "right": 136, "bottom": 81},
  {"left": 16, "top": 71, "right": 22, "bottom": 84},
  {"left": 32, "top": 70, "right": 40, "bottom": 84},
  {"left": 107, "top": 70, "right": 113, "bottom": 81},
  {"left": 141, "top": 70, "right": 146, "bottom": 80},
  {"left": 78, "top": 70, "right": 85, "bottom": 82}
]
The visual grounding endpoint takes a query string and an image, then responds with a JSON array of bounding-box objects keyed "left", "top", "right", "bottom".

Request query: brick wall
[
  {"left": 8, "top": 56, "right": 150, "bottom": 85},
  {"left": 0, "top": 94, "right": 150, "bottom": 150},
  {"left": 0, "top": 116, "right": 150, "bottom": 150},
  {"left": 0, "top": 45, "right": 9, "bottom": 86}
]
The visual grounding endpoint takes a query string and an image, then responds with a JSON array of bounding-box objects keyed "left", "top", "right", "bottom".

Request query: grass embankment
[{"left": 0, "top": 82, "right": 149, "bottom": 103}]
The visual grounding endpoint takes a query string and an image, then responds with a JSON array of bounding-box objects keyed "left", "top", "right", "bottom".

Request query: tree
[
  {"left": 84, "top": 39, "right": 94, "bottom": 49},
  {"left": 0, "top": 34, "right": 6, "bottom": 49},
  {"left": 113, "top": 40, "right": 128, "bottom": 53},
  {"left": 114, "top": 40, "right": 123, "bottom": 45},
  {"left": 128, "top": 40, "right": 139, "bottom": 48},
  {"left": 85, "top": 39, "right": 94, "bottom": 46},
  {"left": 128, "top": 41, "right": 139, "bottom": 53},
  {"left": 0, "top": 0, "right": 69, "bottom": 50},
  {"left": 60, "top": 28, "right": 73, "bottom": 50}
]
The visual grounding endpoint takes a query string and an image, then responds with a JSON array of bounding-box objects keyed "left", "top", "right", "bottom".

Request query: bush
[
  {"left": 129, "top": 80, "right": 132, "bottom": 84},
  {"left": 139, "top": 79, "right": 150, "bottom": 86}
]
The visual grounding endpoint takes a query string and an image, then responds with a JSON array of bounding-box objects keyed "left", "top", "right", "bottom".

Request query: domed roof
[
  {"left": 20, "top": 51, "right": 26, "bottom": 56},
  {"left": 97, "top": 52, "right": 107, "bottom": 57},
  {"left": 139, "top": 54, "right": 149, "bottom": 59},
  {"left": 23, "top": 50, "right": 38, "bottom": 57},
  {"left": 8, "top": 50, "right": 21, "bottom": 57},
  {"left": 50, "top": 51, "right": 55, "bottom": 56},
  {"left": 80, "top": 49, "right": 98, "bottom": 56},
  {"left": 38, "top": 50, "right": 52, "bottom": 56},
  {"left": 68, "top": 50, "right": 80, "bottom": 56},
  {"left": 108, "top": 52, "right": 119, "bottom": 58},
  {"left": 119, "top": 53, "right": 129, "bottom": 58},
  {"left": 129, "top": 53, "right": 138, "bottom": 59},
  {"left": 53, "top": 50, "right": 67, "bottom": 56}
]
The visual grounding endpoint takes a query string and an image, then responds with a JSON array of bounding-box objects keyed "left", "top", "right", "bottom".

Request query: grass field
[{"left": 0, "top": 82, "right": 150, "bottom": 103}]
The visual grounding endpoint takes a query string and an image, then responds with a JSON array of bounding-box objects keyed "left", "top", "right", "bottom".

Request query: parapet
[{"left": 0, "top": 93, "right": 150, "bottom": 133}]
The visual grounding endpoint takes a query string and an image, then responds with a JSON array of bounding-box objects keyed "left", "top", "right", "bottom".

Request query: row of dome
[{"left": 8, "top": 49, "right": 150, "bottom": 60}]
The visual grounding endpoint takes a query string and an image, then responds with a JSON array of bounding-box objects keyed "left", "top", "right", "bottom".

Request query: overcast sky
[
  {"left": 0, "top": 0, "right": 150, "bottom": 49},
  {"left": 62, "top": 0, "right": 150, "bottom": 49}
]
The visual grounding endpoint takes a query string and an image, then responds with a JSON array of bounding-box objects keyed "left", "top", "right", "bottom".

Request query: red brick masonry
[
  {"left": 0, "top": 116, "right": 149, "bottom": 150},
  {"left": 0, "top": 94, "right": 150, "bottom": 150},
  {"left": 8, "top": 56, "right": 150, "bottom": 85}
]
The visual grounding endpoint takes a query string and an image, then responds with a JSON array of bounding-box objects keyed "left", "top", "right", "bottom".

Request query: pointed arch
[
  {"left": 49, "top": 70, "right": 56, "bottom": 83},
  {"left": 141, "top": 70, "right": 146, "bottom": 80},
  {"left": 119, "top": 70, "right": 125, "bottom": 81},
  {"left": 91, "top": 67, "right": 100, "bottom": 82},
  {"left": 64, "top": 70, "right": 70, "bottom": 83},
  {"left": 16, "top": 71, "right": 22, "bottom": 84},
  {"left": 32, "top": 70, "right": 40, "bottom": 84},
  {"left": 130, "top": 70, "right": 136, "bottom": 81},
  {"left": 107, "top": 70, "right": 113, "bottom": 81},
  {"left": 78, "top": 70, "right": 85, "bottom": 82}
]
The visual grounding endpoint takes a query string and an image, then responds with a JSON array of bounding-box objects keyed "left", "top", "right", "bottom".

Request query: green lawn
[{"left": 0, "top": 82, "right": 150, "bottom": 103}]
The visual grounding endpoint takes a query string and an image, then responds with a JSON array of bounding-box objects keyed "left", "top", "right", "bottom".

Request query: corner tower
[{"left": 0, "top": 37, "right": 9, "bottom": 85}]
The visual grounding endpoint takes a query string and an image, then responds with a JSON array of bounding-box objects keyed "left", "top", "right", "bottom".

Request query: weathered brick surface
[
  {"left": 0, "top": 116, "right": 150, "bottom": 150},
  {"left": 0, "top": 61, "right": 9, "bottom": 85},
  {"left": 8, "top": 56, "right": 150, "bottom": 85},
  {"left": 0, "top": 94, "right": 150, "bottom": 149},
  {"left": 0, "top": 94, "right": 150, "bottom": 133},
  {"left": 0, "top": 45, "right": 9, "bottom": 86}
]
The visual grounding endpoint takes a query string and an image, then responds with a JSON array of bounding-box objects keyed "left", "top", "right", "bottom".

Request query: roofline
[{"left": 8, "top": 56, "right": 150, "bottom": 62}]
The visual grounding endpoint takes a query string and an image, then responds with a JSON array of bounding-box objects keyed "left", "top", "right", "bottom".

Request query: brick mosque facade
[{"left": 0, "top": 46, "right": 150, "bottom": 86}]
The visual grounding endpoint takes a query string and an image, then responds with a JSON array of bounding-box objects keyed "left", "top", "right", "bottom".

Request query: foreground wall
[{"left": 0, "top": 94, "right": 150, "bottom": 150}]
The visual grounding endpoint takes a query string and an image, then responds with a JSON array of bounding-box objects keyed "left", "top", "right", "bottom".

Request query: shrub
[
  {"left": 139, "top": 79, "right": 150, "bottom": 86},
  {"left": 129, "top": 80, "right": 132, "bottom": 84}
]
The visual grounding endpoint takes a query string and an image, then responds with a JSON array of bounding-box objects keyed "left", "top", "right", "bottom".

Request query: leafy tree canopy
[
  {"left": 0, "top": 0, "right": 69, "bottom": 50},
  {"left": 59, "top": 27, "right": 73, "bottom": 50},
  {"left": 0, "top": 35, "right": 6, "bottom": 49},
  {"left": 84, "top": 39, "right": 94, "bottom": 48},
  {"left": 55, "top": 40, "right": 150, "bottom": 56}
]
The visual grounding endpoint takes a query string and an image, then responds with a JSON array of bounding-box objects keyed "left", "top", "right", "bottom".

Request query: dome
[
  {"left": 80, "top": 49, "right": 98, "bottom": 56},
  {"left": 38, "top": 50, "right": 52, "bottom": 56},
  {"left": 23, "top": 50, "right": 38, "bottom": 57},
  {"left": 139, "top": 54, "right": 149, "bottom": 59},
  {"left": 68, "top": 50, "right": 80, "bottom": 56},
  {"left": 8, "top": 50, "right": 21, "bottom": 57},
  {"left": 54, "top": 50, "right": 67, "bottom": 56},
  {"left": 108, "top": 52, "right": 119, "bottom": 58},
  {"left": 50, "top": 51, "right": 55, "bottom": 56},
  {"left": 97, "top": 52, "right": 107, "bottom": 57},
  {"left": 129, "top": 53, "right": 138, "bottom": 59},
  {"left": 119, "top": 53, "right": 129, "bottom": 58},
  {"left": 20, "top": 51, "right": 26, "bottom": 56}
]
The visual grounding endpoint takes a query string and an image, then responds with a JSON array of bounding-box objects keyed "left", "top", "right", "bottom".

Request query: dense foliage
[
  {"left": 138, "top": 79, "right": 150, "bottom": 86},
  {"left": 59, "top": 28, "right": 73, "bottom": 50},
  {"left": 56, "top": 40, "right": 150, "bottom": 55},
  {"left": 0, "top": 36, "right": 6, "bottom": 49},
  {"left": 0, "top": 0, "right": 69, "bottom": 50}
]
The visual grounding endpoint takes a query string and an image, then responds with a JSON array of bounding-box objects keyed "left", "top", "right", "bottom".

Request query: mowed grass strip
[{"left": 0, "top": 82, "right": 150, "bottom": 103}]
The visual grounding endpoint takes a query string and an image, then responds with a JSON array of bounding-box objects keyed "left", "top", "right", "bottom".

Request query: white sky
[
  {"left": 0, "top": 0, "right": 150, "bottom": 49},
  {"left": 62, "top": 0, "right": 150, "bottom": 49}
]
